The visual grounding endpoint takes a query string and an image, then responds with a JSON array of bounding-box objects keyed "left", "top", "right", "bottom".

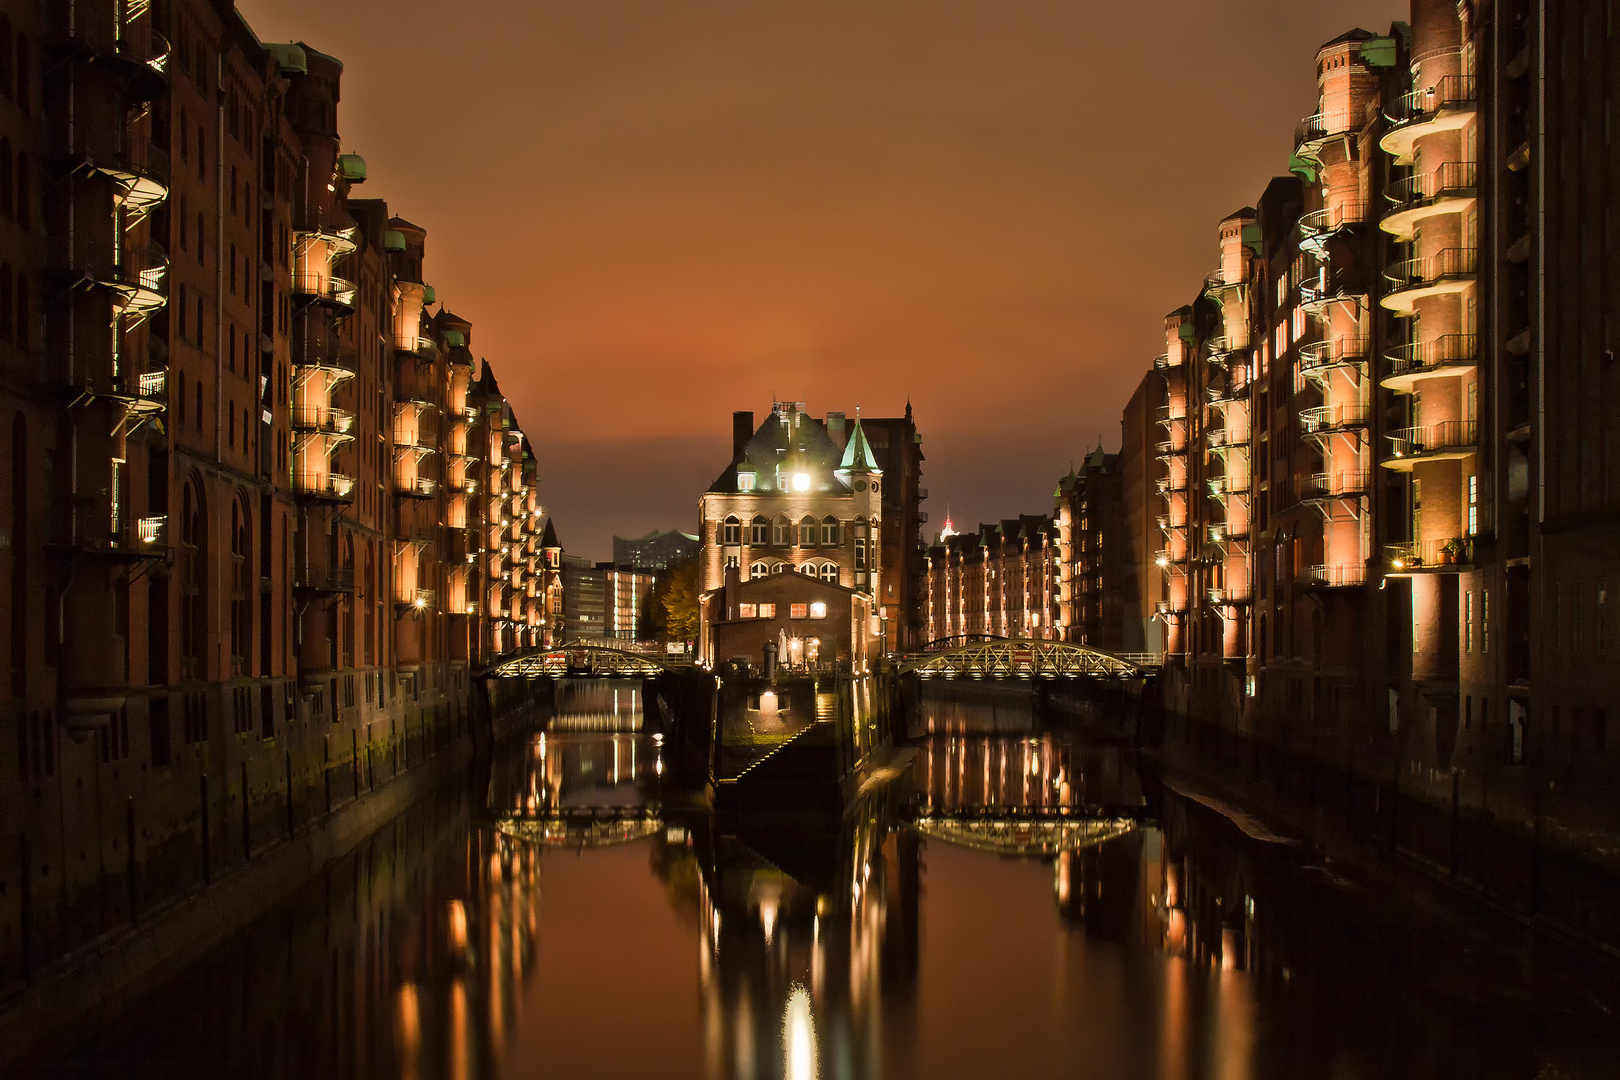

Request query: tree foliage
[{"left": 659, "top": 556, "right": 701, "bottom": 644}]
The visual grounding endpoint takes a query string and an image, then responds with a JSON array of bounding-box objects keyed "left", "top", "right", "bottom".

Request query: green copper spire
[{"left": 839, "top": 416, "right": 881, "bottom": 474}]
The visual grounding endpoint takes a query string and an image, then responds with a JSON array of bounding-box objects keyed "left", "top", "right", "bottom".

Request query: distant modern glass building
[{"left": 613, "top": 529, "right": 700, "bottom": 571}]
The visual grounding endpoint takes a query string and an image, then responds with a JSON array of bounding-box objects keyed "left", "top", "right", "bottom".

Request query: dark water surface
[{"left": 28, "top": 681, "right": 1617, "bottom": 1079}]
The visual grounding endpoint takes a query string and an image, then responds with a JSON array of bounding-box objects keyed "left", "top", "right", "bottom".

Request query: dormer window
[{"left": 738, "top": 470, "right": 756, "bottom": 492}]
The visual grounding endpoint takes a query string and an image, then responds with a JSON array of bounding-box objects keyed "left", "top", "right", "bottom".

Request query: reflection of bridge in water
[
  {"left": 906, "top": 807, "right": 1144, "bottom": 857},
  {"left": 900, "top": 637, "right": 1162, "bottom": 679},
  {"left": 490, "top": 805, "right": 665, "bottom": 848}
]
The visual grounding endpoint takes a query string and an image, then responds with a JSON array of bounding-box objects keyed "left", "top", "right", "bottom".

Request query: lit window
[
  {"left": 750, "top": 560, "right": 769, "bottom": 577},
  {"left": 791, "top": 603, "right": 809, "bottom": 619},
  {"left": 739, "top": 603, "right": 757, "bottom": 619},
  {"left": 722, "top": 516, "right": 740, "bottom": 545},
  {"left": 738, "top": 471, "right": 755, "bottom": 492},
  {"left": 759, "top": 603, "right": 776, "bottom": 618},
  {"left": 809, "top": 602, "right": 827, "bottom": 619},
  {"left": 798, "top": 563, "right": 816, "bottom": 576},
  {"left": 799, "top": 516, "right": 817, "bottom": 546},
  {"left": 819, "top": 563, "right": 838, "bottom": 583},
  {"left": 821, "top": 516, "right": 839, "bottom": 545}
]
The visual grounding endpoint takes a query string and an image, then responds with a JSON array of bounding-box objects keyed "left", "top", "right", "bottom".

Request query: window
[
  {"left": 750, "top": 515, "right": 769, "bottom": 545},
  {"left": 797, "top": 563, "right": 816, "bottom": 576},
  {"left": 790, "top": 603, "right": 808, "bottom": 619},
  {"left": 821, "top": 515, "right": 839, "bottom": 545},
  {"left": 722, "top": 516, "right": 740, "bottom": 545},
  {"left": 758, "top": 603, "right": 776, "bottom": 618},
  {"left": 773, "top": 515, "right": 790, "bottom": 545},
  {"left": 749, "top": 560, "right": 769, "bottom": 577},
  {"left": 809, "top": 602, "right": 827, "bottom": 619},
  {"left": 1464, "top": 589, "right": 1474, "bottom": 652},
  {"left": 738, "top": 470, "right": 755, "bottom": 492},
  {"left": 1467, "top": 473, "right": 1478, "bottom": 535},
  {"left": 819, "top": 563, "right": 838, "bottom": 583},
  {"left": 799, "top": 516, "right": 817, "bottom": 546},
  {"left": 770, "top": 563, "right": 784, "bottom": 574},
  {"left": 739, "top": 603, "right": 757, "bottom": 619}
]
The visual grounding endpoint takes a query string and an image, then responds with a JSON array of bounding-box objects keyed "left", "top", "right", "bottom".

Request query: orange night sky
[{"left": 238, "top": 0, "right": 1406, "bottom": 560}]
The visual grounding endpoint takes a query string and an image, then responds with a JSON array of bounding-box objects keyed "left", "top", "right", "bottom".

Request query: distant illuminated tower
[{"left": 937, "top": 508, "right": 958, "bottom": 543}]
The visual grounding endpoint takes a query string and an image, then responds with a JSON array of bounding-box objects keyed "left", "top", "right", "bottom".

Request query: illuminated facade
[
  {"left": 0, "top": 3, "right": 553, "bottom": 981},
  {"left": 1054, "top": 448, "right": 1133, "bottom": 650},
  {"left": 698, "top": 402, "right": 895, "bottom": 663},
  {"left": 1111, "top": 0, "right": 1620, "bottom": 901},
  {"left": 923, "top": 515, "right": 1059, "bottom": 643}
]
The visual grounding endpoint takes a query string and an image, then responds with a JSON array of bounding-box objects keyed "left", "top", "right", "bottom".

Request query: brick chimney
[{"left": 732, "top": 411, "right": 754, "bottom": 460}]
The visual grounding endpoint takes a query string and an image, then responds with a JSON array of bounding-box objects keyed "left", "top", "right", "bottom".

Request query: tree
[{"left": 661, "top": 556, "right": 701, "bottom": 644}]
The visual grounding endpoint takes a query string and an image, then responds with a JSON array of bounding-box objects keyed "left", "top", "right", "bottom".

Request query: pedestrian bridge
[
  {"left": 898, "top": 638, "right": 1161, "bottom": 680},
  {"left": 488, "top": 805, "right": 664, "bottom": 849},
  {"left": 904, "top": 805, "right": 1144, "bottom": 857},
  {"left": 478, "top": 640, "right": 694, "bottom": 680}
]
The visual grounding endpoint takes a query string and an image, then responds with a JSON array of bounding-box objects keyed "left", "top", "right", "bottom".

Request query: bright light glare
[
  {"left": 784, "top": 986, "right": 817, "bottom": 1080},
  {"left": 792, "top": 473, "right": 811, "bottom": 492}
]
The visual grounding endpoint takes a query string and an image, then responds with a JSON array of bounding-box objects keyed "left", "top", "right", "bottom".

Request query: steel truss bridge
[
  {"left": 478, "top": 640, "right": 694, "bottom": 680},
  {"left": 488, "top": 805, "right": 664, "bottom": 849},
  {"left": 898, "top": 638, "right": 1162, "bottom": 680},
  {"left": 905, "top": 805, "right": 1145, "bottom": 857}
]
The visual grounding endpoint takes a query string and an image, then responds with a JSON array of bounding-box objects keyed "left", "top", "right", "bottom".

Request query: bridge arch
[
  {"left": 476, "top": 639, "right": 691, "bottom": 680},
  {"left": 899, "top": 637, "right": 1159, "bottom": 679}
]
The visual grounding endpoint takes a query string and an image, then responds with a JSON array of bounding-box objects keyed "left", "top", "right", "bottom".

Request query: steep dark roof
[
  {"left": 707, "top": 407, "right": 853, "bottom": 496},
  {"left": 1321, "top": 27, "right": 1376, "bottom": 49},
  {"left": 540, "top": 518, "right": 561, "bottom": 549}
]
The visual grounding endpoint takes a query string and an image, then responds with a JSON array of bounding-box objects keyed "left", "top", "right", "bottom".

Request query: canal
[{"left": 26, "top": 679, "right": 1615, "bottom": 1079}]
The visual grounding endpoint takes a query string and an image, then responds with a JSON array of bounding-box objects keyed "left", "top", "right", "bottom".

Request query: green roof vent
[
  {"left": 383, "top": 229, "right": 407, "bottom": 252},
  {"left": 1358, "top": 36, "right": 1400, "bottom": 69},
  {"left": 266, "top": 44, "right": 307, "bottom": 74},
  {"left": 1241, "top": 223, "right": 1264, "bottom": 257},
  {"left": 443, "top": 330, "right": 466, "bottom": 347},
  {"left": 422, "top": 285, "right": 436, "bottom": 304},
  {"left": 337, "top": 154, "right": 366, "bottom": 183}
]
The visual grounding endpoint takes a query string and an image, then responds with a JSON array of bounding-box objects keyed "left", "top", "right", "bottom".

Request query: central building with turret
[{"left": 697, "top": 402, "right": 889, "bottom": 670}]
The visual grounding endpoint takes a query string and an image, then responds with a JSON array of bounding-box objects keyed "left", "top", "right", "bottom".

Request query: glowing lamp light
[
  {"left": 413, "top": 596, "right": 427, "bottom": 610},
  {"left": 1391, "top": 559, "right": 1406, "bottom": 570},
  {"left": 809, "top": 602, "right": 827, "bottom": 618},
  {"left": 792, "top": 473, "right": 811, "bottom": 492},
  {"left": 784, "top": 987, "right": 817, "bottom": 1080},
  {"left": 1156, "top": 556, "right": 1169, "bottom": 568}
]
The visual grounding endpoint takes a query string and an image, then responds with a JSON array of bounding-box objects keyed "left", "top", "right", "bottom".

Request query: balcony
[
  {"left": 1294, "top": 109, "right": 1357, "bottom": 156},
  {"left": 1154, "top": 549, "right": 1188, "bottom": 571},
  {"left": 61, "top": 134, "right": 171, "bottom": 220},
  {"left": 1381, "top": 334, "right": 1478, "bottom": 392},
  {"left": 45, "top": 3, "right": 170, "bottom": 98},
  {"left": 1154, "top": 599, "right": 1188, "bottom": 617},
  {"left": 296, "top": 337, "right": 358, "bottom": 380},
  {"left": 395, "top": 475, "right": 437, "bottom": 499},
  {"left": 1155, "top": 475, "right": 1188, "bottom": 495},
  {"left": 1206, "top": 585, "right": 1252, "bottom": 606},
  {"left": 47, "top": 500, "right": 168, "bottom": 560},
  {"left": 1381, "top": 161, "right": 1478, "bottom": 241},
  {"left": 1298, "top": 272, "right": 1365, "bottom": 317},
  {"left": 1298, "top": 337, "right": 1371, "bottom": 382},
  {"left": 1154, "top": 405, "right": 1187, "bottom": 429},
  {"left": 1298, "top": 203, "right": 1368, "bottom": 257},
  {"left": 1207, "top": 522, "right": 1250, "bottom": 545},
  {"left": 1152, "top": 352, "right": 1179, "bottom": 374},
  {"left": 294, "top": 221, "right": 360, "bottom": 261},
  {"left": 1206, "top": 475, "right": 1250, "bottom": 501},
  {"left": 291, "top": 405, "right": 356, "bottom": 437},
  {"left": 294, "top": 471, "right": 356, "bottom": 503},
  {"left": 1382, "top": 420, "right": 1477, "bottom": 470},
  {"left": 1156, "top": 514, "right": 1187, "bottom": 533},
  {"left": 1385, "top": 536, "right": 1474, "bottom": 574},
  {"left": 1381, "top": 73, "right": 1477, "bottom": 164},
  {"left": 1299, "top": 403, "right": 1370, "bottom": 438},
  {"left": 1203, "top": 270, "right": 1246, "bottom": 302},
  {"left": 1298, "top": 470, "right": 1370, "bottom": 504},
  {"left": 1206, "top": 425, "right": 1249, "bottom": 451},
  {"left": 293, "top": 271, "right": 358, "bottom": 311},
  {"left": 1297, "top": 564, "right": 1367, "bottom": 590},
  {"left": 107, "top": 369, "right": 168, "bottom": 416},
  {"left": 1155, "top": 437, "right": 1187, "bottom": 460},
  {"left": 295, "top": 568, "right": 355, "bottom": 597}
]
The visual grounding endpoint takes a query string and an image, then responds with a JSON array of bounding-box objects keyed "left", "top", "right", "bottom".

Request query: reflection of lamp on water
[
  {"left": 784, "top": 986, "right": 817, "bottom": 1080},
  {"left": 448, "top": 899, "right": 468, "bottom": 954}
]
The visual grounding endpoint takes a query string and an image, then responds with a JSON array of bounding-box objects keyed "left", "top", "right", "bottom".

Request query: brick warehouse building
[
  {"left": 697, "top": 401, "right": 923, "bottom": 664},
  {"left": 0, "top": 2, "right": 559, "bottom": 979},
  {"left": 1101, "top": 0, "right": 1620, "bottom": 943}
]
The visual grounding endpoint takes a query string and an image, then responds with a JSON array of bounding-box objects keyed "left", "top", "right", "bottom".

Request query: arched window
[
  {"left": 12, "top": 152, "right": 24, "bottom": 227},
  {"left": 770, "top": 562, "right": 784, "bottom": 574},
  {"left": 0, "top": 19, "right": 11, "bottom": 101},
  {"left": 773, "top": 515, "right": 791, "bottom": 546},
  {"left": 721, "top": 515, "right": 740, "bottom": 545},
  {"left": 0, "top": 264, "right": 11, "bottom": 341},
  {"left": 0, "top": 138, "right": 11, "bottom": 218},
  {"left": 180, "top": 480, "right": 207, "bottom": 676},
  {"left": 819, "top": 563, "right": 839, "bottom": 584},
  {"left": 797, "top": 563, "right": 816, "bottom": 576},
  {"left": 749, "top": 515, "right": 768, "bottom": 545},
  {"left": 798, "top": 515, "right": 817, "bottom": 547},
  {"left": 821, "top": 515, "right": 839, "bottom": 546},
  {"left": 195, "top": 380, "right": 203, "bottom": 432},
  {"left": 749, "top": 560, "right": 769, "bottom": 578}
]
